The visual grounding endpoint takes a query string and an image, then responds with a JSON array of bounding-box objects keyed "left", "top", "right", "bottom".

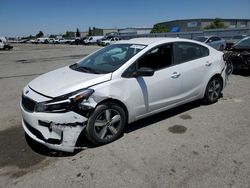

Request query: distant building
[
  {"left": 155, "top": 18, "right": 250, "bottom": 32},
  {"left": 79, "top": 32, "right": 88, "bottom": 38},
  {"left": 91, "top": 28, "right": 118, "bottom": 36},
  {"left": 118, "top": 28, "right": 152, "bottom": 35}
]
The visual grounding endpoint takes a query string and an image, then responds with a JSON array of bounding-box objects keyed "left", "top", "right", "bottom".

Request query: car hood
[{"left": 29, "top": 66, "right": 112, "bottom": 98}]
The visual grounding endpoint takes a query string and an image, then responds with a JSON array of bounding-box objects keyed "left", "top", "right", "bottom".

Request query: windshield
[
  {"left": 70, "top": 44, "right": 146, "bottom": 74},
  {"left": 232, "top": 35, "right": 245, "bottom": 40},
  {"left": 233, "top": 37, "right": 250, "bottom": 49},
  {"left": 194, "top": 37, "right": 208, "bottom": 42}
]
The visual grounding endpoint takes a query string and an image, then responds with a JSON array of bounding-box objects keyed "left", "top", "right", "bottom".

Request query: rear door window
[{"left": 174, "top": 42, "right": 209, "bottom": 64}]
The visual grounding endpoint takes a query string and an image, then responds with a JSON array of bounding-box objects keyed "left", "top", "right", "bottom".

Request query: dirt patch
[
  {"left": 15, "top": 54, "right": 87, "bottom": 64},
  {"left": 179, "top": 114, "right": 192, "bottom": 120},
  {"left": 15, "top": 59, "right": 31, "bottom": 63},
  {"left": 168, "top": 125, "right": 187, "bottom": 134}
]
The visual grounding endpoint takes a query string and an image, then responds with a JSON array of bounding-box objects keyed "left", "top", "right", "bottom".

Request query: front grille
[
  {"left": 24, "top": 120, "right": 45, "bottom": 141},
  {"left": 24, "top": 120, "right": 62, "bottom": 145},
  {"left": 22, "top": 95, "right": 36, "bottom": 112}
]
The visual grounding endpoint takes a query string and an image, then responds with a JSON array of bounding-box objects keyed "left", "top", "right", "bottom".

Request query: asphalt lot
[{"left": 0, "top": 44, "right": 250, "bottom": 188}]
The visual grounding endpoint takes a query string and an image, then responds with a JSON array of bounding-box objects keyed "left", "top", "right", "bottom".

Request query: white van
[
  {"left": 0, "top": 37, "right": 13, "bottom": 50},
  {"left": 84, "top": 36, "right": 103, "bottom": 45}
]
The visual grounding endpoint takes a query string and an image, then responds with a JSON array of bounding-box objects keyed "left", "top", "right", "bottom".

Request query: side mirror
[{"left": 134, "top": 67, "right": 154, "bottom": 77}]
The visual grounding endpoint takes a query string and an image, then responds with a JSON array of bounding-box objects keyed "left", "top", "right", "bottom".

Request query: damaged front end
[
  {"left": 224, "top": 50, "right": 250, "bottom": 71},
  {"left": 21, "top": 88, "right": 97, "bottom": 152}
]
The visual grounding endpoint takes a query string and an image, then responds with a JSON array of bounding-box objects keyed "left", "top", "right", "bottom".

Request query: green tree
[
  {"left": 49, "top": 35, "right": 56, "bottom": 38},
  {"left": 63, "top": 31, "right": 70, "bottom": 38},
  {"left": 88, "top": 27, "right": 92, "bottom": 36},
  {"left": 36, "top": 31, "right": 44, "bottom": 38},
  {"left": 204, "top": 18, "right": 226, "bottom": 30},
  {"left": 76, "top": 28, "right": 80, "bottom": 37},
  {"left": 151, "top": 24, "right": 168, "bottom": 33}
]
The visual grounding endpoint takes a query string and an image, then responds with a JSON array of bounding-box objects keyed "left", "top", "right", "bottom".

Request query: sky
[{"left": 0, "top": 0, "right": 249, "bottom": 37}]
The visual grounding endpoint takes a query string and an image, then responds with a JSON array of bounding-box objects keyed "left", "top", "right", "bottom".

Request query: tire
[
  {"left": 203, "top": 77, "right": 223, "bottom": 104},
  {"left": 84, "top": 102, "right": 126, "bottom": 145}
]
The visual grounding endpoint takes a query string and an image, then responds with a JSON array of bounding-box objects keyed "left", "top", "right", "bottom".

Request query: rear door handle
[
  {"left": 205, "top": 62, "right": 212, "bottom": 66},
  {"left": 171, "top": 72, "right": 181, "bottom": 78}
]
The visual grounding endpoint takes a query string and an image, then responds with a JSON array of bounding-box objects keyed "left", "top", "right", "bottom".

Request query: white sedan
[
  {"left": 194, "top": 36, "right": 226, "bottom": 51},
  {"left": 100, "top": 37, "right": 121, "bottom": 46},
  {"left": 21, "top": 38, "right": 228, "bottom": 152}
]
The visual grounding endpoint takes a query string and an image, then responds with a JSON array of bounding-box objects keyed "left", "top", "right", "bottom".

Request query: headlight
[{"left": 35, "top": 89, "right": 94, "bottom": 112}]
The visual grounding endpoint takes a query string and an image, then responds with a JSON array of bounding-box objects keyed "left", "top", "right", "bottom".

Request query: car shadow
[
  {"left": 124, "top": 100, "right": 201, "bottom": 134},
  {"left": 25, "top": 133, "right": 78, "bottom": 157},
  {"left": 26, "top": 100, "right": 203, "bottom": 157}
]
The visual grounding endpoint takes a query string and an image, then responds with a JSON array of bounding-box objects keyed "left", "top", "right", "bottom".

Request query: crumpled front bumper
[{"left": 20, "top": 104, "right": 88, "bottom": 152}]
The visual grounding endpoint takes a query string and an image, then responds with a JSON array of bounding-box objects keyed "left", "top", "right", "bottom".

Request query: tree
[
  {"left": 151, "top": 24, "right": 168, "bottom": 33},
  {"left": 88, "top": 27, "right": 92, "bottom": 36},
  {"left": 63, "top": 31, "right": 70, "bottom": 38},
  {"left": 76, "top": 28, "right": 80, "bottom": 37},
  {"left": 204, "top": 18, "right": 226, "bottom": 30},
  {"left": 36, "top": 31, "right": 44, "bottom": 38},
  {"left": 49, "top": 34, "right": 56, "bottom": 38}
]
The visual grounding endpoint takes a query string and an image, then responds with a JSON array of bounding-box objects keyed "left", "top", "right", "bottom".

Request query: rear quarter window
[{"left": 174, "top": 42, "right": 209, "bottom": 64}]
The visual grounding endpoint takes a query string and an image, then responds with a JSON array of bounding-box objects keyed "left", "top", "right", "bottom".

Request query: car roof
[{"left": 118, "top": 37, "right": 197, "bottom": 45}]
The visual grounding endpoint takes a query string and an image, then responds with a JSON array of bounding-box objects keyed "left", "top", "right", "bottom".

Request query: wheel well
[
  {"left": 210, "top": 74, "right": 223, "bottom": 86},
  {"left": 203, "top": 74, "right": 223, "bottom": 98},
  {"left": 98, "top": 98, "right": 129, "bottom": 124}
]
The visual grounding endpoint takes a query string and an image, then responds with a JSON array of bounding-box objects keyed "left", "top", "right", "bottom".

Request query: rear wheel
[
  {"left": 84, "top": 102, "right": 126, "bottom": 145},
  {"left": 203, "top": 77, "right": 223, "bottom": 104}
]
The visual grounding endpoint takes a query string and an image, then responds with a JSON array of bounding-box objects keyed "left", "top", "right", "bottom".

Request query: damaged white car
[{"left": 21, "top": 38, "right": 228, "bottom": 152}]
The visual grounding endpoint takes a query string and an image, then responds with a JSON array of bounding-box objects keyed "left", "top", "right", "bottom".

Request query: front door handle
[{"left": 171, "top": 72, "right": 181, "bottom": 78}]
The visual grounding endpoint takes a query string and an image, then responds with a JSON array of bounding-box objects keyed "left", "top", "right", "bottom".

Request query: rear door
[{"left": 173, "top": 42, "right": 210, "bottom": 100}]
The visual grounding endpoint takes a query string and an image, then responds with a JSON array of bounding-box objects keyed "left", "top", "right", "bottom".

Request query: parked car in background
[
  {"left": 37, "top": 37, "right": 50, "bottom": 44},
  {"left": 21, "top": 38, "right": 229, "bottom": 152},
  {"left": 27, "top": 39, "right": 38, "bottom": 44},
  {"left": 54, "top": 38, "right": 71, "bottom": 44},
  {"left": 225, "top": 35, "right": 247, "bottom": 49},
  {"left": 70, "top": 37, "right": 86, "bottom": 45},
  {"left": 100, "top": 37, "right": 121, "bottom": 46},
  {"left": 194, "top": 36, "right": 225, "bottom": 51},
  {"left": 0, "top": 36, "right": 13, "bottom": 50},
  {"left": 84, "top": 36, "right": 103, "bottom": 45},
  {"left": 224, "top": 36, "right": 250, "bottom": 71},
  {"left": 48, "top": 38, "right": 56, "bottom": 44}
]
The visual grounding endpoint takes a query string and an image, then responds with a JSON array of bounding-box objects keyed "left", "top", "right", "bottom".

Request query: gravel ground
[{"left": 0, "top": 44, "right": 249, "bottom": 188}]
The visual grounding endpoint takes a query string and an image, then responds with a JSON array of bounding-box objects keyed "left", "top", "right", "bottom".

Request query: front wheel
[
  {"left": 203, "top": 77, "right": 223, "bottom": 104},
  {"left": 84, "top": 102, "right": 126, "bottom": 145}
]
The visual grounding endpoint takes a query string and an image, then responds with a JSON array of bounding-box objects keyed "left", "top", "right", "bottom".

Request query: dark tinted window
[
  {"left": 137, "top": 43, "right": 173, "bottom": 70},
  {"left": 210, "top": 37, "right": 221, "bottom": 42},
  {"left": 174, "top": 42, "right": 209, "bottom": 64},
  {"left": 194, "top": 36, "right": 208, "bottom": 42},
  {"left": 233, "top": 37, "right": 250, "bottom": 49}
]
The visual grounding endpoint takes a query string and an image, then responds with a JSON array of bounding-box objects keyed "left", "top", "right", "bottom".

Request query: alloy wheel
[
  {"left": 208, "top": 79, "right": 221, "bottom": 101},
  {"left": 94, "top": 109, "right": 121, "bottom": 140}
]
